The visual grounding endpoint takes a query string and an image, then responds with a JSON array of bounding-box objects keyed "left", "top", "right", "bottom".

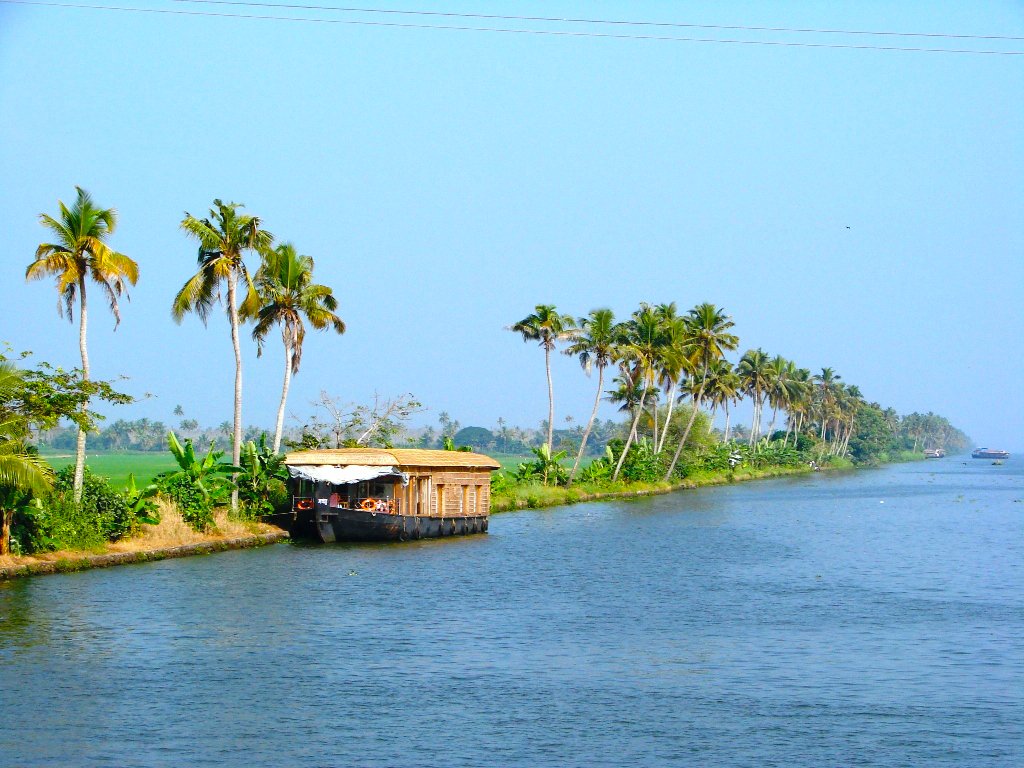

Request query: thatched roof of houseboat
[{"left": 283, "top": 447, "right": 501, "bottom": 470}]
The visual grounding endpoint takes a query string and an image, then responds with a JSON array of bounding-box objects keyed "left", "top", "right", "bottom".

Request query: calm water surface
[{"left": 2, "top": 459, "right": 1022, "bottom": 767}]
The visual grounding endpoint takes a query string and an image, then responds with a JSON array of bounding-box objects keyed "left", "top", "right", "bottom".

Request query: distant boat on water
[
  {"left": 924, "top": 448, "right": 945, "bottom": 459},
  {"left": 972, "top": 448, "right": 1010, "bottom": 459}
]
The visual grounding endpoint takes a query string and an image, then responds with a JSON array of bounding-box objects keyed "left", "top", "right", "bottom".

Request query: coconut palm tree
[
  {"left": 664, "top": 303, "right": 738, "bottom": 479},
  {"left": 249, "top": 243, "right": 345, "bottom": 453},
  {"left": 606, "top": 371, "right": 645, "bottom": 437},
  {"left": 612, "top": 304, "right": 665, "bottom": 481},
  {"left": 738, "top": 348, "right": 772, "bottom": 446},
  {"left": 173, "top": 200, "right": 273, "bottom": 511},
  {"left": 765, "top": 356, "right": 805, "bottom": 438},
  {"left": 834, "top": 384, "right": 863, "bottom": 456},
  {"left": 25, "top": 187, "right": 138, "bottom": 503},
  {"left": 509, "top": 305, "right": 576, "bottom": 453},
  {"left": 812, "top": 367, "right": 842, "bottom": 441},
  {"left": 0, "top": 364, "right": 54, "bottom": 555},
  {"left": 654, "top": 306, "right": 694, "bottom": 454},
  {"left": 563, "top": 308, "right": 619, "bottom": 482},
  {"left": 783, "top": 367, "right": 812, "bottom": 446},
  {"left": 704, "top": 358, "right": 742, "bottom": 442}
]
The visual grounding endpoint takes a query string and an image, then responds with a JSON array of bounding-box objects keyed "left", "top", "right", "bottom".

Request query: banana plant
[
  {"left": 124, "top": 473, "right": 161, "bottom": 526},
  {"left": 236, "top": 433, "right": 288, "bottom": 515},
  {"left": 527, "top": 443, "right": 569, "bottom": 486},
  {"left": 162, "top": 431, "right": 240, "bottom": 504}
]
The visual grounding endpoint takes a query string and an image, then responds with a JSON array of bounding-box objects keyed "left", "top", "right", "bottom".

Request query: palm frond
[
  {"left": 172, "top": 268, "right": 217, "bottom": 324},
  {"left": 0, "top": 448, "right": 53, "bottom": 497},
  {"left": 180, "top": 214, "right": 225, "bottom": 253},
  {"left": 37, "top": 213, "right": 75, "bottom": 248},
  {"left": 238, "top": 269, "right": 261, "bottom": 319}
]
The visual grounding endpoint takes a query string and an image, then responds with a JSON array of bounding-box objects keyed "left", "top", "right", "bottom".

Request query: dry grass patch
[{"left": 108, "top": 500, "right": 277, "bottom": 553}]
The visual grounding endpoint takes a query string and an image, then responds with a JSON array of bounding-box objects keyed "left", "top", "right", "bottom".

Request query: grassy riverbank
[
  {"left": 0, "top": 501, "right": 285, "bottom": 578},
  {"left": 490, "top": 458, "right": 855, "bottom": 512}
]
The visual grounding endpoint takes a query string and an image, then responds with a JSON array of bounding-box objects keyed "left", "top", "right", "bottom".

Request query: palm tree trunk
[
  {"left": 227, "top": 270, "right": 242, "bottom": 513},
  {"left": 570, "top": 365, "right": 604, "bottom": 483},
  {"left": 273, "top": 331, "right": 293, "bottom": 454},
  {"left": 767, "top": 405, "right": 779, "bottom": 439},
  {"left": 749, "top": 388, "right": 761, "bottom": 446},
  {"left": 1, "top": 508, "right": 12, "bottom": 556},
  {"left": 651, "top": 399, "right": 659, "bottom": 452},
  {"left": 613, "top": 389, "right": 646, "bottom": 481},
  {"left": 724, "top": 401, "right": 732, "bottom": 442},
  {"left": 545, "top": 344, "right": 555, "bottom": 452},
  {"left": 74, "top": 277, "right": 90, "bottom": 504},
  {"left": 657, "top": 379, "right": 678, "bottom": 454}
]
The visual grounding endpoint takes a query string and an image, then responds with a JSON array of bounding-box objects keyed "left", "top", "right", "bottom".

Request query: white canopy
[{"left": 287, "top": 464, "right": 409, "bottom": 486}]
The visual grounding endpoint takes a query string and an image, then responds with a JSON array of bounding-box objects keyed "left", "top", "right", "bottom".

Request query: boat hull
[{"left": 313, "top": 508, "right": 488, "bottom": 543}]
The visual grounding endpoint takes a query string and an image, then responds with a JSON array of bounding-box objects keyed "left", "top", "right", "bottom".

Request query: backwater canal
[{"left": 1, "top": 458, "right": 1022, "bottom": 767}]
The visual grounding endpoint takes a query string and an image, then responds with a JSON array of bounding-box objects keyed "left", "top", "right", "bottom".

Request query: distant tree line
[{"left": 506, "top": 301, "right": 972, "bottom": 482}]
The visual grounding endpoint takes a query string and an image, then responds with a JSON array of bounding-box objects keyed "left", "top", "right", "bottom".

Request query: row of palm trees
[
  {"left": 25, "top": 189, "right": 345, "bottom": 508},
  {"left": 511, "top": 302, "right": 869, "bottom": 484}
]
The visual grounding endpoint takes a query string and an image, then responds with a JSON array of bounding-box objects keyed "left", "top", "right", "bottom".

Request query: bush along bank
[{"left": 489, "top": 435, "right": 857, "bottom": 513}]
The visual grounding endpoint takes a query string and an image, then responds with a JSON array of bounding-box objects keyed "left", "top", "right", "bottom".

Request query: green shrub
[
  {"left": 14, "top": 494, "right": 107, "bottom": 553},
  {"left": 54, "top": 466, "right": 135, "bottom": 541},
  {"left": 490, "top": 472, "right": 513, "bottom": 495},
  {"left": 620, "top": 438, "right": 665, "bottom": 483},
  {"left": 158, "top": 473, "right": 215, "bottom": 532}
]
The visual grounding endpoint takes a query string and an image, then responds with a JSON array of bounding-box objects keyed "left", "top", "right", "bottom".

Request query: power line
[
  {"left": 4, "top": 0, "right": 1024, "bottom": 55},
  {"left": 172, "top": 0, "right": 1024, "bottom": 43}
]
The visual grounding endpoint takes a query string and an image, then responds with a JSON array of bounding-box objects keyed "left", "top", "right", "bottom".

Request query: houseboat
[
  {"left": 924, "top": 448, "right": 945, "bottom": 459},
  {"left": 284, "top": 447, "right": 501, "bottom": 542},
  {"left": 971, "top": 448, "right": 1010, "bottom": 460}
]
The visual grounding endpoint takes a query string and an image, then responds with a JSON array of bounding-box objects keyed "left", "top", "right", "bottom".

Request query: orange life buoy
[
  {"left": 360, "top": 498, "right": 377, "bottom": 512},
  {"left": 296, "top": 498, "right": 313, "bottom": 511}
]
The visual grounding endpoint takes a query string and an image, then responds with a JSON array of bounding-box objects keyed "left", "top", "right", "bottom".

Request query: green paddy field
[
  {"left": 42, "top": 452, "right": 179, "bottom": 488},
  {"left": 41, "top": 451, "right": 540, "bottom": 489}
]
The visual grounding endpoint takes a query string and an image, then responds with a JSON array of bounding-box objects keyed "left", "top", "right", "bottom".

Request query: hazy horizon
[{"left": 2, "top": 1, "right": 1021, "bottom": 449}]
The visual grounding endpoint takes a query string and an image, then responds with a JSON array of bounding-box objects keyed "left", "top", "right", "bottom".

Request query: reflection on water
[{"left": 1, "top": 458, "right": 1022, "bottom": 767}]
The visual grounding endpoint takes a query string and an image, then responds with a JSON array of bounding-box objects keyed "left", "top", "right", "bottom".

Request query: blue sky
[{"left": 1, "top": 1, "right": 1022, "bottom": 448}]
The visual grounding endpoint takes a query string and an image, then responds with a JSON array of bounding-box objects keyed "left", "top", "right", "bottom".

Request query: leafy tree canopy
[
  {"left": 0, "top": 346, "right": 133, "bottom": 433},
  {"left": 453, "top": 426, "right": 493, "bottom": 449}
]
